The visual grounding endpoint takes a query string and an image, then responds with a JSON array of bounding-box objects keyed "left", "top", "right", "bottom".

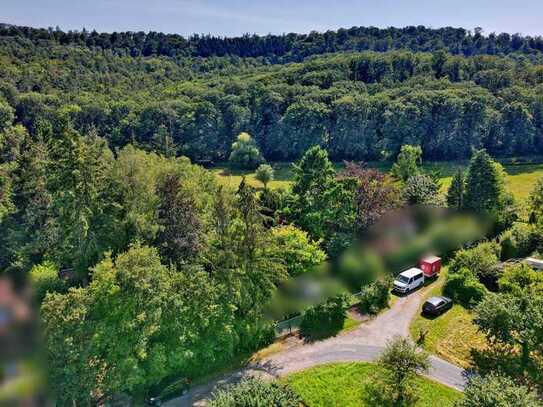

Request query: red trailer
[{"left": 419, "top": 256, "right": 442, "bottom": 278}]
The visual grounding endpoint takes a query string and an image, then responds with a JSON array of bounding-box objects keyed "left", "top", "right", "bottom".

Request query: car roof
[
  {"left": 399, "top": 267, "right": 424, "bottom": 278},
  {"left": 426, "top": 296, "right": 451, "bottom": 305},
  {"left": 421, "top": 255, "right": 441, "bottom": 264}
]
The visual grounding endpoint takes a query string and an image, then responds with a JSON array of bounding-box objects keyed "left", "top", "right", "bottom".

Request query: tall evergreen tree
[
  {"left": 447, "top": 169, "right": 466, "bottom": 210},
  {"left": 464, "top": 150, "right": 515, "bottom": 232}
]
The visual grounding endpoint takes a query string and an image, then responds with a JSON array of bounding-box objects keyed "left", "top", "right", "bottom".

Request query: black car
[{"left": 422, "top": 296, "right": 453, "bottom": 315}]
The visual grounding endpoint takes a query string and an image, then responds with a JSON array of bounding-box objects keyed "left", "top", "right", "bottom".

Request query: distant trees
[
  {"left": 3, "top": 24, "right": 543, "bottom": 61},
  {"left": 228, "top": 132, "right": 264, "bottom": 170}
]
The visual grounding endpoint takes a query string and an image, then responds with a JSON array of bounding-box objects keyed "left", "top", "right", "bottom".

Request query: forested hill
[
  {"left": 1, "top": 24, "right": 543, "bottom": 162},
  {"left": 2, "top": 24, "right": 543, "bottom": 61}
]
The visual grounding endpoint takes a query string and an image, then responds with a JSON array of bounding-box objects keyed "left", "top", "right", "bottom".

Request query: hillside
[{"left": 1, "top": 24, "right": 543, "bottom": 164}]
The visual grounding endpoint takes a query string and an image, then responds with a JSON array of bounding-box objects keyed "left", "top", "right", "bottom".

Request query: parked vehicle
[
  {"left": 422, "top": 296, "right": 453, "bottom": 315},
  {"left": 393, "top": 268, "right": 425, "bottom": 294},
  {"left": 419, "top": 256, "right": 442, "bottom": 278}
]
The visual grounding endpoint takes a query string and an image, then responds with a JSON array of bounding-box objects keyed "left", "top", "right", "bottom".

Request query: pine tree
[
  {"left": 447, "top": 169, "right": 466, "bottom": 210},
  {"left": 464, "top": 150, "right": 506, "bottom": 213}
]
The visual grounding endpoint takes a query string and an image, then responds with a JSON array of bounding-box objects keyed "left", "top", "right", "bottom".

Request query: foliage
[
  {"left": 456, "top": 374, "right": 543, "bottom": 407},
  {"left": 228, "top": 132, "right": 264, "bottom": 170},
  {"left": 287, "top": 146, "right": 356, "bottom": 253},
  {"left": 446, "top": 169, "right": 465, "bottom": 210},
  {"left": 155, "top": 171, "right": 204, "bottom": 264},
  {"left": 403, "top": 174, "right": 441, "bottom": 206},
  {"left": 41, "top": 244, "right": 237, "bottom": 405},
  {"left": 391, "top": 145, "right": 422, "bottom": 182},
  {"left": 341, "top": 162, "right": 402, "bottom": 232},
  {"left": 359, "top": 277, "right": 392, "bottom": 315},
  {"left": 443, "top": 268, "right": 487, "bottom": 308},
  {"left": 449, "top": 242, "right": 501, "bottom": 285},
  {"left": 474, "top": 290, "right": 543, "bottom": 383},
  {"left": 498, "top": 263, "right": 543, "bottom": 293},
  {"left": 529, "top": 175, "right": 543, "bottom": 223},
  {"left": 255, "top": 164, "right": 274, "bottom": 188},
  {"left": 464, "top": 150, "right": 515, "bottom": 230},
  {"left": 498, "top": 223, "right": 536, "bottom": 260},
  {"left": 208, "top": 377, "right": 302, "bottom": 407},
  {"left": 368, "top": 336, "right": 430, "bottom": 407},
  {"left": 300, "top": 294, "right": 349, "bottom": 339},
  {"left": 29, "top": 261, "right": 65, "bottom": 303},
  {"left": 270, "top": 225, "right": 326, "bottom": 277}
]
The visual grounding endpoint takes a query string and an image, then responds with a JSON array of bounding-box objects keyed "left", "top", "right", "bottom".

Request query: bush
[
  {"left": 359, "top": 277, "right": 392, "bottom": 314},
  {"left": 300, "top": 294, "right": 349, "bottom": 339},
  {"left": 443, "top": 268, "right": 487, "bottom": 308},
  {"left": 29, "top": 261, "right": 65, "bottom": 303},
  {"left": 499, "top": 223, "right": 536, "bottom": 260},
  {"left": 208, "top": 377, "right": 302, "bottom": 407},
  {"left": 403, "top": 174, "right": 441, "bottom": 206},
  {"left": 498, "top": 263, "right": 543, "bottom": 293},
  {"left": 449, "top": 241, "right": 501, "bottom": 288}
]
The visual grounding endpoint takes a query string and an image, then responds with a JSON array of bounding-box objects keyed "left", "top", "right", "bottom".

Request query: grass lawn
[
  {"left": 212, "top": 160, "right": 543, "bottom": 203},
  {"left": 284, "top": 362, "right": 462, "bottom": 407},
  {"left": 340, "top": 313, "right": 362, "bottom": 334},
  {"left": 409, "top": 268, "right": 487, "bottom": 368}
]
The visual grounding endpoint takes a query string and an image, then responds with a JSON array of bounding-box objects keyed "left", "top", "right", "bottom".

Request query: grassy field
[
  {"left": 409, "top": 268, "right": 487, "bottom": 368},
  {"left": 213, "top": 161, "right": 543, "bottom": 203},
  {"left": 284, "top": 362, "right": 462, "bottom": 407}
]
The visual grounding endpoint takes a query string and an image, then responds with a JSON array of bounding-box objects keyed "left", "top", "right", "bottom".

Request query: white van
[{"left": 393, "top": 267, "right": 425, "bottom": 294}]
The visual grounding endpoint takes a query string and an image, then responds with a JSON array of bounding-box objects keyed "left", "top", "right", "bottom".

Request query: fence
[{"left": 274, "top": 290, "right": 364, "bottom": 337}]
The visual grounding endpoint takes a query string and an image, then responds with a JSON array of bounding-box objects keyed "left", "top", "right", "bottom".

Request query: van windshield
[{"left": 397, "top": 275, "right": 410, "bottom": 284}]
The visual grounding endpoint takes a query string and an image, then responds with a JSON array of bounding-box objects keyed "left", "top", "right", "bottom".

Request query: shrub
[
  {"left": 498, "top": 263, "right": 543, "bottom": 293},
  {"left": 300, "top": 294, "right": 349, "bottom": 339},
  {"left": 403, "top": 174, "right": 441, "bottom": 206},
  {"left": 30, "top": 261, "right": 65, "bottom": 303},
  {"left": 208, "top": 377, "right": 302, "bottom": 407},
  {"left": 359, "top": 277, "right": 392, "bottom": 314},
  {"left": 443, "top": 268, "right": 487, "bottom": 308},
  {"left": 499, "top": 223, "right": 536, "bottom": 260},
  {"left": 449, "top": 241, "right": 501, "bottom": 287}
]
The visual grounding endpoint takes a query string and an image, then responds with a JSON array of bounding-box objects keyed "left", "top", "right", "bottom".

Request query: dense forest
[
  {"left": 3, "top": 24, "right": 543, "bottom": 60},
  {"left": 1, "top": 24, "right": 543, "bottom": 163}
]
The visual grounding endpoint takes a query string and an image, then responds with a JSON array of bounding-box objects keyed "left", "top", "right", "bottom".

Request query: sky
[{"left": 2, "top": 0, "right": 543, "bottom": 37}]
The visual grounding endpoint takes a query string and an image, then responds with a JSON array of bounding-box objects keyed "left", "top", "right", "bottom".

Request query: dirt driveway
[{"left": 166, "top": 284, "right": 467, "bottom": 406}]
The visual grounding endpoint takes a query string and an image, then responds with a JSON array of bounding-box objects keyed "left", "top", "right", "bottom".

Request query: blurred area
[
  {"left": 0, "top": 277, "right": 45, "bottom": 406},
  {"left": 268, "top": 207, "right": 488, "bottom": 319}
]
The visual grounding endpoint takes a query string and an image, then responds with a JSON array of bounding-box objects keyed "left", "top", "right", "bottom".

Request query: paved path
[{"left": 166, "top": 284, "right": 468, "bottom": 406}]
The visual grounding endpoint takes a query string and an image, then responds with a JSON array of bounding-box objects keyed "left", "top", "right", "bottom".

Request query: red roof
[{"left": 421, "top": 256, "right": 441, "bottom": 264}]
